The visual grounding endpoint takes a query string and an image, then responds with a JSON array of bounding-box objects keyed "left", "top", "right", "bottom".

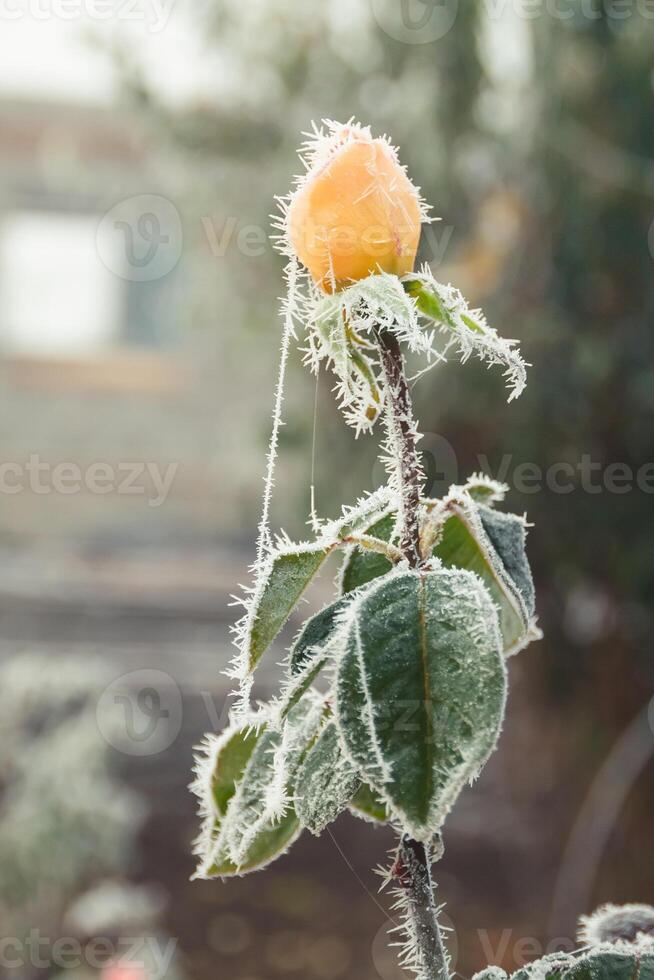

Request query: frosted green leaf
[
  {"left": 191, "top": 720, "right": 262, "bottom": 862},
  {"left": 340, "top": 513, "right": 395, "bottom": 594},
  {"left": 279, "top": 595, "right": 354, "bottom": 721},
  {"left": 489, "top": 948, "right": 654, "bottom": 980},
  {"left": 210, "top": 726, "right": 260, "bottom": 818},
  {"left": 289, "top": 595, "right": 352, "bottom": 675},
  {"left": 197, "top": 698, "right": 324, "bottom": 878},
  {"left": 197, "top": 724, "right": 300, "bottom": 878},
  {"left": 513, "top": 953, "right": 574, "bottom": 980},
  {"left": 247, "top": 544, "right": 331, "bottom": 672},
  {"left": 403, "top": 269, "right": 527, "bottom": 401},
  {"left": 205, "top": 809, "right": 300, "bottom": 877},
  {"left": 341, "top": 496, "right": 536, "bottom": 655},
  {"left": 563, "top": 951, "right": 639, "bottom": 980},
  {"left": 433, "top": 505, "right": 531, "bottom": 654},
  {"left": 579, "top": 903, "right": 654, "bottom": 948},
  {"left": 471, "top": 968, "right": 509, "bottom": 980},
  {"left": 278, "top": 654, "right": 327, "bottom": 721},
  {"left": 462, "top": 473, "right": 508, "bottom": 506},
  {"left": 478, "top": 505, "right": 535, "bottom": 616},
  {"left": 335, "top": 568, "right": 506, "bottom": 840},
  {"left": 640, "top": 955, "right": 654, "bottom": 980},
  {"left": 295, "top": 721, "right": 360, "bottom": 835},
  {"left": 264, "top": 694, "right": 328, "bottom": 821},
  {"left": 348, "top": 783, "right": 390, "bottom": 824}
]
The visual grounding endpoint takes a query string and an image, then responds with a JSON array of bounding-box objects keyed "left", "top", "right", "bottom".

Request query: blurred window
[{"left": 0, "top": 210, "right": 122, "bottom": 358}]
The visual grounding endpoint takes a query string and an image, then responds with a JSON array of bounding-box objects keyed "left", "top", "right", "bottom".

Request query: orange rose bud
[{"left": 286, "top": 124, "right": 424, "bottom": 293}]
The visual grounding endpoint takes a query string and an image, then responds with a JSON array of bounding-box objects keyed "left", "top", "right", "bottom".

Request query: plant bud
[{"left": 285, "top": 122, "right": 424, "bottom": 293}]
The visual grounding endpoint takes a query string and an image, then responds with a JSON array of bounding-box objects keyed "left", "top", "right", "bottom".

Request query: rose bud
[{"left": 285, "top": 121, "right": 426, "bottom": 293}]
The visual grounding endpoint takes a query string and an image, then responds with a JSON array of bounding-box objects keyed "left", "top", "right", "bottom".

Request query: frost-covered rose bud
[{"left": 284, "top": 121, "right": 425, "bottom": 293}]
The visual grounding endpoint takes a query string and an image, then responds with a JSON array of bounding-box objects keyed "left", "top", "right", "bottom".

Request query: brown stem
[
  {"left": 396, "top": 836, "right": 450, "bottom": 980},
  {"left": 377, "top": 330, "right": 423, "bottom": 568},
  {"left": 377, "top": 330, "right": 449, "bottom": 980}
]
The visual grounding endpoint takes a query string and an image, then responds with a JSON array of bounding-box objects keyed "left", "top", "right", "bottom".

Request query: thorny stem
[
  {"left": 395, "top": 837, "right": 450, "bottom": 980},
  {"left": 377, "top": 331, "right": 423, "bottom": 569},
  {"left": 378, "top": 329, "right": 450, "bottom": 980}
]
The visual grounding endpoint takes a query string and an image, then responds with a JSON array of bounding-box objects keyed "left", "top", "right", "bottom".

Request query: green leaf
[
  {"left": 461, "top": 474, "right": 507, "bottom": 506},
  {"left": 199, "top": 724, "right": 301, "bottom": 877},
  {"left": 248, "top": 544, "right": 331, "bottom": 672},
  {"left": 279, "top": 655, "right": 327, "bottom": 721},
  {"left": 479, "top": 505, "right": 535, "bottom": 616},
  {"left": 295, "top": 721, "right": 360, "bottom": 835},
  {"left": 471, "top": 969, "right": 508, "bottom": 980},
  {"left": 433, "top": 501, "right": 531, "bottom": 654},
  {"left": 211, "top": 725, "right": 261, "bottom": 818},
  {"left": 348, "top": 782, "right": 390, "bottom": 824},
  {"left": 199, "top": 696, "right": 325, "bottom": 878},
  {"left": 341, "top": 513, "right": 395, "bottom": 593},
  {"left": 289, "top": 595, "right": 351, "bottom": 675},
  {"left": 278, "top": 595, "right": 357, "bottom": 721},
  {"left": 563, "top": 952, "right": 638, "bottom": 980},
  {"left": 206, "top": 811, "right": 300, "bottom": 877},
  {"left": 336, "top": 569, "right": 506, "bottom": 840},
  {"left": 404, "top": 278, "right": 447, "bottom": 322}
]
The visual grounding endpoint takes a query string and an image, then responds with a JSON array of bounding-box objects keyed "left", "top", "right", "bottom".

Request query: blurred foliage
[{"left": 0, "top": 655, "right": 146, "bottom": 967}]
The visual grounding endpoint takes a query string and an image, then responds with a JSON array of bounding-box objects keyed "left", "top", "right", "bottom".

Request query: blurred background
[{"left": 0, "top": 1, "right": 653, "bottom": 978}]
